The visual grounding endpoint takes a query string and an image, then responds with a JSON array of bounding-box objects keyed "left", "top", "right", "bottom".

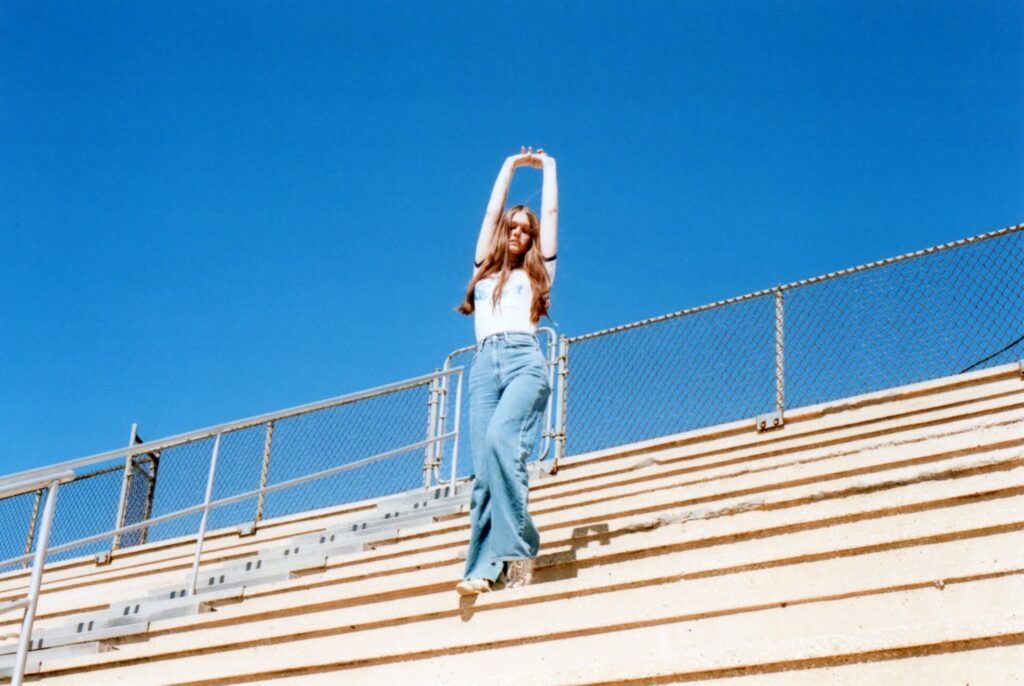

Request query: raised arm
[
  {"left": 475, "top": 155, "right": 519, "bottom": 266},
  {"left": 537, "top": 154, "right": 558, "bottom": 259}
]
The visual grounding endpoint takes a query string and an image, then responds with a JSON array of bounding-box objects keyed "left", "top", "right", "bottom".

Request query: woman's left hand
[{"left": 521, "top": 146, "right": 548, "bottom": 169}]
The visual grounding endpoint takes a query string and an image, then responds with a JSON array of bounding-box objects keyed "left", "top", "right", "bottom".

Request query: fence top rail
[
  {"left": 0, "top": 470, "right": 76, "bottom": 500},
  {"left": 567, "top": 221, "right": 1023, "bottom": 344},
  {"left": 0, "top": 367, "right": 464, "bottom": 494}
]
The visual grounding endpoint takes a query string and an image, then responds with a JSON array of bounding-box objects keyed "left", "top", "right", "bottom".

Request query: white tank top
[{"left": 473, "top": 260, "right": 556, "bottom": 342}]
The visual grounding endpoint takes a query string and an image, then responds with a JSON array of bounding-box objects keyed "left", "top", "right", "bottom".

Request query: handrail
[
  {"left": 0, "top": 431, "right": 458, "bottom": 570},
  {"left": 8, "top": 477, "right": 64, "bottom": 686},
  {"left": 0, "top": 470, "right": 76, "bottom": 500},
  {"left": 0, "top": 367, "right": 464, "bottom": 493},
  {"left": 433, "top": 327, "right": 558, "bottom": 484}
]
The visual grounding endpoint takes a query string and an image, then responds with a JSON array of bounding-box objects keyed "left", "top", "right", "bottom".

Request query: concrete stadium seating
[{"left": 1, "top": 361, "right": 1021, "bottom": 684}]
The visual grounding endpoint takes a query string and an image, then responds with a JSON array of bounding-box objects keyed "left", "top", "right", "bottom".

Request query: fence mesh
[
  {"left": 0, "top": 489, "right": 38, "bottom": 572},
  {"left": 785, "top": 229, "right": 1024, "bottom": 408},
  {"left": 47, "top": 464, "right": 124, "bottom": 562},
  {"left": 118, "top": 453, "right": 159, "bottom": 548},
  {"left": 559, "top": 224, "right": 1023, "bottom": 458},
  {"left": 2, "top": 223, "right": 1020, "bottom": 572},
  {"left": 261, "top": 381, "right": 431, "bottom": 519},
  {"left": 564, "top": 295, "right": 778, "bottom": 455}
]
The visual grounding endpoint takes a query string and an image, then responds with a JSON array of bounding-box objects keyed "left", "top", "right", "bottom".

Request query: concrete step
[{"left": 32, "top": 471, "right": 1023, "bottom": 680}]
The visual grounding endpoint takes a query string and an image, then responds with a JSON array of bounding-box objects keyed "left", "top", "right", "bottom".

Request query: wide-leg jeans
[{"left": 463, "top": 332, "right": 551, "bottom": 582}]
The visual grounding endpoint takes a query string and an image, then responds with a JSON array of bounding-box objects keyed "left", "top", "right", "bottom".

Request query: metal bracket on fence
[
  {"left": 755, "top": 411, "right": 785, "bottom": 433},
  {"left": 1018, "top": 360, "right": 1024, "bottom": 377},
  {"left": 528, "top": 459, "right": 556, "bottom": 480}
]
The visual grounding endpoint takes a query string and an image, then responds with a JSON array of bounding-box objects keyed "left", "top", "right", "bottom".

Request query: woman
[{"left": 454, "top": 147, "right": 558, "bottom": 596}]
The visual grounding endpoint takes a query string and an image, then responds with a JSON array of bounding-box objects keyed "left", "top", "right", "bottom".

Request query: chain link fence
[
  {"left": 0, "top": 490, "right": 40, "bottom": 573},
  {"left": 563, "top": 294, "right": 779, "bottom": 455},
  {"left": 1, "top": 222, "right": 1020, "bottom": 570},
  {"left": 558, "top": 222, "right": 1024, "bottom": 458},
  {"left": 0, "top": 465, "right": 127, "bottom": 568},
  {"left": 0, "top": 370, "right": 460, "bottom": 573},
  {"left": 784, "top": 227, "right": 1024, "bottom": 408}
]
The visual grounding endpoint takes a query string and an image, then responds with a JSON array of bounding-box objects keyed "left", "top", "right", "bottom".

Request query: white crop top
[{"left": 473, "top": 258, "right": 556, "bottom": 342}]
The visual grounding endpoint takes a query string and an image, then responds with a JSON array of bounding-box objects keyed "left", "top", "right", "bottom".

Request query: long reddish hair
[{"left": 457, "top": 205, "right": 551, "bottom": 323}]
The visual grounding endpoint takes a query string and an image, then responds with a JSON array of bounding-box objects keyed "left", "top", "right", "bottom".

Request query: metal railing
[
  {"left": 427, "top": 327, "right": 559, "bottom": 484},
  {"left": 0, "top": 220, "right": 1020, "bottom": 682},
  {"left": 0, "top": 471, "right": 74, "bottom": 686},
  {"left": 554, "top": 221, "right": 1024, "bottom": 462},
  {"left": 0, "top": 367, "right": 465, "bottom": 684}
]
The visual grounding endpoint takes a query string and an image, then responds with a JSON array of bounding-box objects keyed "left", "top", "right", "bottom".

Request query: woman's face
[{"left": 507, "top": 211, "right": 532, "bottom": 257}]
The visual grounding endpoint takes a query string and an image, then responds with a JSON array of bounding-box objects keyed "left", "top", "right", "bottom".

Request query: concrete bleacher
[{"left": 1, "top": 361, "right": 1022, "bottom": 684}]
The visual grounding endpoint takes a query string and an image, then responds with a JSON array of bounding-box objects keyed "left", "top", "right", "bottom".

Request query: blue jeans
[{"left": 463, "top": 332, "right": 551, "bottom": 581}]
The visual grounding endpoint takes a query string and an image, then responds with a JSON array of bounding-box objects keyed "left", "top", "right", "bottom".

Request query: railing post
[
  {"left": 111, "top": 422, "right": 140, "bottom": 552},
  {"left": 553, "top": 335, "right": 570, "bottom": 470},
  {"left": 774, "top": 287, "right": 786, "bottom": 415},
  {"left": 13, "top": 479, "right": 61, "bottom": 686},
  {"left": 423, "top": 373, "right": 440, "bottom": 488},
  {"left": 253, "top": 421, "right": 274, "bottom": 526},
  {"left": 536, "top": 328, "right": 559, "bottom": 462},
  {"left": 188, "top": 433, "right": 222, "bottom": 596},
  {"left": 21, "top": 490, "right": 42, "bottom": 569},
  {"left": 436, "top": 367, "right": 453, "bottom": 483},
  {"left": 449, "top": 369, "right": 464, "bottom": 485}
]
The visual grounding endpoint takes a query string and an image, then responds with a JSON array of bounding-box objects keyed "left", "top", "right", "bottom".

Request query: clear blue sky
[{"left": 2, "top": 1, "right": 1022, "bottom": 475}]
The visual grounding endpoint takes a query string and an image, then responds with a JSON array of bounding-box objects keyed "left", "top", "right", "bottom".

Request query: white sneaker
[
  {"left": 455, "top": 578, "right": 492, "bottom": 596},
  {"left": 503, "top": 559, "right": 534, "bottom": 589}
]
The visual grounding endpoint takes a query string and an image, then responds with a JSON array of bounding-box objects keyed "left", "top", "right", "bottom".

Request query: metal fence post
[
  {"left": 449, "top": 369, "right": 464, "bottom": 485},
  {"left": 253, "top": 421, "right": 274, "bottom": 526},
  {"left": 553, "top": 335, "right": 570, "bottom": 470},
  {"left": 774, "top": 287, "right": 786, "bottom": 415},
  {"left": 423, "top": 373, "right": 440, "bottom": 488},
  {"left": 12, "top": 479, "right": 61, "bottom": 686},
  {"left": 111, "top": 423, "right": 140, "bottom": 552},
  {"left": 21, "top": 490, "right": 42, "bottom": 569},
  {"left": 188, "top": 433, "right": 222, "bottom": 596},
  {"left": 436, "top": 366, "right": 453, "bottom": 484}
]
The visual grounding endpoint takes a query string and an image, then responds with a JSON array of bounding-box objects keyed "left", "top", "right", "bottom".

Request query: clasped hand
[{"left": 508, "top": 146, "right": 553, "bottom": 169}]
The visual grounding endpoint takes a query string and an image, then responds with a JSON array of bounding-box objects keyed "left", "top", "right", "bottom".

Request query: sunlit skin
[
  {"left": 458, "top": 145, "right": 558, "bottom": 318},
  {"left": 507, "top": 211, "right": 532, "bottom": 257},
  {"left": 472, "top": 145, "right": 558, "bottom": 267}
]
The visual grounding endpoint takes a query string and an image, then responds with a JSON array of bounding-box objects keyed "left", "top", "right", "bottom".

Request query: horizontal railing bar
[
  {"left": 569, "top": 221, "right": 1023, "bottom": 343},
  {"left": 0, "top": 432, "right": 457, "bottom": 569},
  {"left": 0, "top": 598, "right": 29, "bottom": 616},
  {"left": 0, "top": 367, "right": 464, "bottom": 492},
  {"left": 0, "top": 470, "right": 76, "bottom": 500}
]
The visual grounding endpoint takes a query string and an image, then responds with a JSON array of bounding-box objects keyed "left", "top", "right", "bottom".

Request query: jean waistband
[{"left": 476, "top": 331, "right": 539, "bottom": 351}]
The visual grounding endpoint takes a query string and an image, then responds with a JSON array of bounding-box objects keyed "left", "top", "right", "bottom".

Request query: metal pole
[
  {"left": 774, "top": 287, "right": 786, "bottom": 414},
  {"left": 111, "top": 423, "right": 139, "bottom": 552},
  {"left": 449, "top": 368, "right": 464, "bottom": 485},
  {"left": 21, "top": 490, "right": 42, "bottom": 570},
  {"left": 423, "top": 374, "right": 440, "bottom": 488},
  {"left": 188, "top": 433, "right": 221, "bottom": 596},
  {"left": 553, "top": 335, "right": 570, "bottom": 470},
  {"left": 435, "top": 364, "right": 453, "bottom": 484},
  {"left": 253, "top": 421, "right": 274, "bottom": 525},
  {"left": 12, "top": 479, "right": 61, "bottom": 686},
  {"left": 536, "top": 328, "right": 558, "bottom": 462}
]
